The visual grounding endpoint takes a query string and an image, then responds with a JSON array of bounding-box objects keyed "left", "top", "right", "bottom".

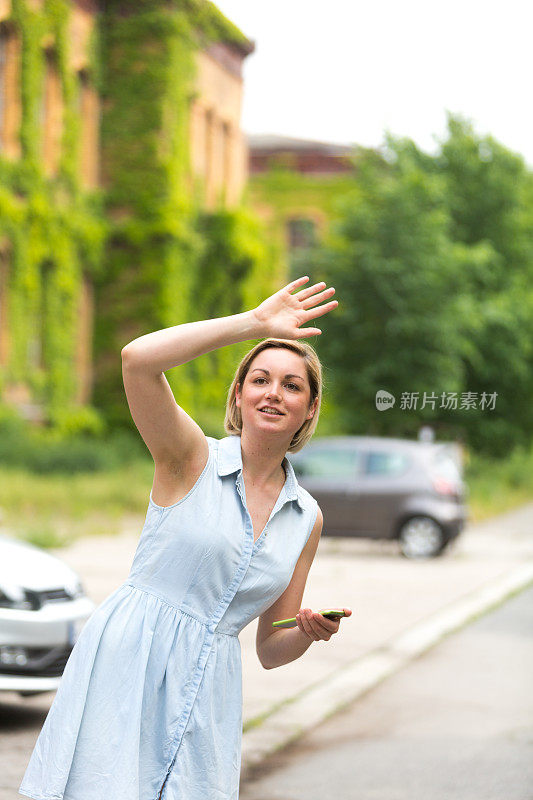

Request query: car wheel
[{"left": 398, "top": 516, "right": 446, "bottom": 559}]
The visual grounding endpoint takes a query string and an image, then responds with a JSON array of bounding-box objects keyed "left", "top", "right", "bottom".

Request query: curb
[{"left": 240, "top": 559, "right": 533, "bottom": 780}]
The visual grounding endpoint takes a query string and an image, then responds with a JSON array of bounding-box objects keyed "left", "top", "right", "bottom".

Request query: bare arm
[
  {"left": 121, "top": 277, "right": 337, "bottom": 484},
  {"left": 122, "top": 311, "right": 263, "bottom": 378},
  {"left": 121, "top": 311, "right": 262, "bottom": 471},
  {"left": 256, "top": 508, "right": 324, "bottom": 669}
]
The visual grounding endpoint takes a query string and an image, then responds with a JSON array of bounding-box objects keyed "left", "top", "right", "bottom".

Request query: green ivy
[
  {"left": 0, "top": 0, "right": 106, "bottom": 435},
  {"left": 1, "top": 0, "right": 272, "bottom": 438},
  {"left": 93, "top": 1, "right": 272, "bottom": 432}
]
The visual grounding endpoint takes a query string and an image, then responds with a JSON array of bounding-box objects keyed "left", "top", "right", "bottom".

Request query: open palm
[{"left": 252, "top": 276, "right": 338, "bottom": 339}]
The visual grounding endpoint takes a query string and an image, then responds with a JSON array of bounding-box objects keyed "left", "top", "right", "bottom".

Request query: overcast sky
[{"left": 215, "top": 0, "right": 533, "bottom": 168}]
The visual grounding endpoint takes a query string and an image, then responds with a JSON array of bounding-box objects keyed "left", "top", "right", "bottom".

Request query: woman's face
[{"left": 235, "top": 348, "right": 317, "bottom": 440}]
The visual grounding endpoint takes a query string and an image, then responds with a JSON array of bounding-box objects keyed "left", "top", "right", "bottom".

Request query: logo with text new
[{"left": 375, "top": 390, "right": 395, "bottom": 411}]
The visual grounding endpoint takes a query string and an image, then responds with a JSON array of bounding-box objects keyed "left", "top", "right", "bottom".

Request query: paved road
[{"left": 240, "top": 583, "right": 533, "bottom": 800}]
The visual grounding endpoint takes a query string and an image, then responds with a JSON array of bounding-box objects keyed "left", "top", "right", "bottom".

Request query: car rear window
[
  {"left": 291, "top": 448, "right": 362, "bottom": 479},
  {"left": 364, "top": 451, "right": 410, "bottom": 476}
]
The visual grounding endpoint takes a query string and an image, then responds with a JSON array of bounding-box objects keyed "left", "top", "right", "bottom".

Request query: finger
[
  {"left": 309, "top": 614, "right": 330, "bottom": 640},
  {"left": 316, "top": 613, "right": 338, "bottom": 633},
  {"left": 304, "top": 300, "right": 338, "bottom": 321},
  {"left": 295, "top": 614, "right": 306, "bottom": 634},
  {"left": 301, "top": 609, "right": 320, "bottom": 641},
  {"left": 294, "top": 281, "right": 326, "bottom": 302},
  {"left": 306, "top": 610, "right": 322, "bottom": 641},
  {"left": 284, "top": 276, "right": 310, "bottom": 293},
  {"left": 298, "top": 610, "right": 313, "bottom": 638},
  {"left": 294, "top": 327, "right": 322, "bottom": 339},
  {"left": 314, "top": 615, "right": 334, "bottom": 633},
  {"left": 301, "top": 287, "right": 336, "bottom": 310}
]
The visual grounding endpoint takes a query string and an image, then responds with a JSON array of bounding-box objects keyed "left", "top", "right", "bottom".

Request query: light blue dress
[{"left": 19, "top": 434, "right": 318, "bottom": 800}]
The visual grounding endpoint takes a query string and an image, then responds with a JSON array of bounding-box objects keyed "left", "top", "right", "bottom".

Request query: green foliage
[
  {"left": 312, "top": 115, "right": 533, "bottom": 456},
  {"left": 1, "top": 0, "right": 268, "bottom": 437},
  {"left": 315, "top": 140, "right": 464, "bottom": 436},
  {"left": 183, "top": 207, "right": 272, "bottom": 414},
  {"left": 0, "top": 0, "right": 106, "bottom": 429},
  {"left": 94, "top": 3, "right": 272, "bottom": 430},
  {"left": 0, "top": 406, "right": 146, "bottom": 472}
]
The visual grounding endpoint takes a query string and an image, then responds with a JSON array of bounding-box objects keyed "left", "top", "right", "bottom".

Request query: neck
[{"left": 239, "top": 429, "right": 289, "bottom": 488}]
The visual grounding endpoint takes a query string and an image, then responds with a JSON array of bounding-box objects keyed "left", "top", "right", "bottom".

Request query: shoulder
[
  {"left": 295, "top": 483, "right": 322, "bottom": 536},
  {"left": 311, "top": 503, "right": 323, "bottom": 535},
  {"left": 294, "top": 481, "right": 313, "bottom": 506},
  {"left": 297, "top": 502, "right": 322, "bottom": 567},
  {"left": 204, "top": 436, "right": 222, "bottom": 471},
  {"left": 295, "top": 483, "right": 319, "bottom": 515}
]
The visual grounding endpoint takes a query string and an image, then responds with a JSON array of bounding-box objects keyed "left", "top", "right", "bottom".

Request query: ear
[
  {"left": 306, "top": 396, "right": 318, "bottom": 420},
  {"left": 235, "top": 381, "right": 241, "bottom": 409}
]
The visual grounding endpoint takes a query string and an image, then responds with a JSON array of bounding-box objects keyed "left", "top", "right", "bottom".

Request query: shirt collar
[{"left": 217, "top": 434, "right": 304, "bottom": 509}]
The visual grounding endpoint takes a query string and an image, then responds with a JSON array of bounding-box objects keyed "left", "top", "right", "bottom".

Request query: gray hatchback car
[{"left": 288, "top": 436, "right": 468, "bottom": 559}]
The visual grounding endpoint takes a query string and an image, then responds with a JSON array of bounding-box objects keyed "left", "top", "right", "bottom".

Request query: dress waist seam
[{"left": 124, "top": 581, "right": 238, "bottom": 636}]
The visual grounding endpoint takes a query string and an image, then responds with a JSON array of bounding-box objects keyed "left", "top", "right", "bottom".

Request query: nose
[{"left": 265, "top": 383, "right": 281, "bottom": 400}]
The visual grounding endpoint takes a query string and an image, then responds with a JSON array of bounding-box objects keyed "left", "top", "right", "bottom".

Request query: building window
[
  {"left": 286, "top": 217, "right": 317, "bottom": 250},
  {"left": 221, "top": 120, "right": 232, "bottom": 204},
  {"left": 286, "top": 217, "right": 319, "bottom": 281},
  {"left": 27, "top": 260, "right": 53, "bottom": 370},
  {"left": 75, "top": 275, "right": 93, "bottom": 404},
  {"left": 78, "top": 69, "right": 99, "bottom": 188},
  {"left": 0, "top": 24, "right": 21, "bottom": 159},
  {"left": 42, "top": 49, "right": 62, "bottom": 177},
  {"left": 204, "top": 108, "right": 215, "bottom": 206},
  {"left": 0, "top": 246, "right": 9, "bottom": 366}
]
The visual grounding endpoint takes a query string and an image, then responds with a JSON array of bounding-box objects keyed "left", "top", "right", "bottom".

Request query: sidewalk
[
  {"left": 47, "top": 501, "right": 533, "bottom": 778},
  {"left": 240, "top": 581, "right": 533, "bottom": 799}
]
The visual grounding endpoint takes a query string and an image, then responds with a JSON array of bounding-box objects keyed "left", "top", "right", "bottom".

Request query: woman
[{"left": 19, "top": 275, "right": 351, "bottom": 800}]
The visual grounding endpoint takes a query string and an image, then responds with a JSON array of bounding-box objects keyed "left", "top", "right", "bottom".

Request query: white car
[{"left": 0, "top": 533, "right": 95, "bottom": 696}]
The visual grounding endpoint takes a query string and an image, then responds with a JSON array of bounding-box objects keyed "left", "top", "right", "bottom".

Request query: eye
[{"left": 252, "top": 377, "right": 299, "bottom": 390}]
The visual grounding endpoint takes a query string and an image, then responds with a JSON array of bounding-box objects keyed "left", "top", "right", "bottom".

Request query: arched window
[{"left": 286, "top": 217, "right": 317, "bottom": 250}]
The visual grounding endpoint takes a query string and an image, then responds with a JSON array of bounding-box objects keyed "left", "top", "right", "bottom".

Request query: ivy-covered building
[{"left": 0, "top": 0, "right": 268, "bottom": 434}]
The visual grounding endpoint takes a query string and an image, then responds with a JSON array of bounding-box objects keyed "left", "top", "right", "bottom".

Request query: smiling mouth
[{"left": 259, "top": 408, "right": 284, "bottom": 416}]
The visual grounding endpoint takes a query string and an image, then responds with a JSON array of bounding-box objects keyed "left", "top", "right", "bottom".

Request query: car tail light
[{"left": 432, "top": 476, "right": 458, "bottom": 496}]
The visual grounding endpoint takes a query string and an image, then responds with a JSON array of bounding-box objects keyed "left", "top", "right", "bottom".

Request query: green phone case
[{"left": 272, "top": 609, "right": 346, "bottom": 628}]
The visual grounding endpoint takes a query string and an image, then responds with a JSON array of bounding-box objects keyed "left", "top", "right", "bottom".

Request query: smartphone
[{"left": 272, "top": 609, "right": 347, "bottom": 628}]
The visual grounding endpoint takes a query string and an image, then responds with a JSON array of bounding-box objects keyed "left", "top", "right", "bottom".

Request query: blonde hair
[{"left": 224, "top": 338, "right": 323, "bottom": 453}]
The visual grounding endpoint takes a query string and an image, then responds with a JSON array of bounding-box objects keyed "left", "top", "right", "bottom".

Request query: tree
[
  {"left": 315, "top": 138, "right": 464, "bottom": 438},
  {"left": 314, "top": 118, "right": 533, "bottom": 456}
]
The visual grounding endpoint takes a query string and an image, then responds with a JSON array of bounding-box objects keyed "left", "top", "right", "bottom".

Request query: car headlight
[{"left": 72, "top": 580, "right": 86, "bottom": 599}]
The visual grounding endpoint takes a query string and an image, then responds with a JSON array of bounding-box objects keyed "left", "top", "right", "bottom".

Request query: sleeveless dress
[{"left": 18, "top": 434, "right": 318, "bottom": 800}]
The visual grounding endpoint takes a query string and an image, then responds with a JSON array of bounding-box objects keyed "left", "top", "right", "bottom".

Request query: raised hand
[{"left": 252, "top": 276, "right": 338, "bottom": 339}]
